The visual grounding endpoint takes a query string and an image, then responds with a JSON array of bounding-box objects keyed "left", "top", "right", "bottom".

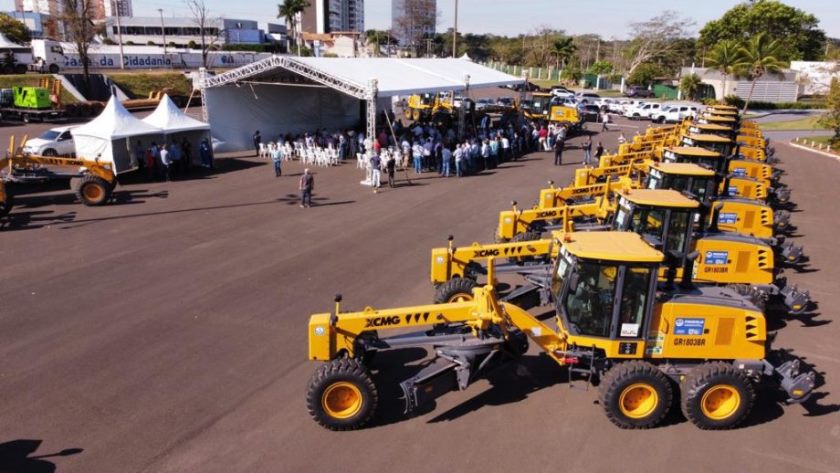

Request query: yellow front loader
[{"left": 306, "top": 232, "right": 815, "bottom": 431}]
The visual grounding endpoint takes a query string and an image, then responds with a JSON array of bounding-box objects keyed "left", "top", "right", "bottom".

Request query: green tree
[
  {"left": 698, "top": 0, "right": 826, "bottom": 61},
  {"left": 627, "top": 62, "right": 665, "bottom": 87},
  {"left": 588, "top": 60, "right": 613, "bottom": 75},
  {"left": 0, "top": 13, "right": 31, "bottom": 44},
  {"left": 549, "top": 35, "right": 576, "bottom": 70},
  {"left": 680, "top": 73, "right": 702, "bottom": 100},
  {"left": 819, "top": 78, "right": 840, "bottom": 146},
  {"left": 704, "top": 40, "right": 742, "bottom": 99},
  {"left": 735, "top": 33, "right": 787, "bottom": 112},
  {"left": 277, "top": 0, "right": 310, "bottom": 56}
]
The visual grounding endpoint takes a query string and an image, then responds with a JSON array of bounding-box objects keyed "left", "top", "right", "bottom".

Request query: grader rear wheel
[
  {"left": 434, "top": 277, "right": 478, "bottom": 304},
  {"left": 599, "top": 361, "right": 673, "bottom": 429},
  {"left": 74, "top": 175, "right": 112, "bottom": 206},
  {"left": 508, "top": 230, "right": 543, "bottom": 264},
  {"left": 681, "top": 362, "right": 755, "bottom": 430},
  {"left": 306, "top": 358, "right": 378, "bottom": 431}
]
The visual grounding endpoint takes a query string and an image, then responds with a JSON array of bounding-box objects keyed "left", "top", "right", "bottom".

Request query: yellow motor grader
[
  {"left": 307, "top": 232, "right": 815, "bottom": 431},
  {"left": 436, "top": 189, "right": 809, "bottom": 314},
  {"left": 1, "top": 135, "right": 118, "bottom": 217}
]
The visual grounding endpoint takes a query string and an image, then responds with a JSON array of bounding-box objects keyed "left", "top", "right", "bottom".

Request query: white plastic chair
[{"left": 258, "top": 143, "right": 269, "bottom": 159}]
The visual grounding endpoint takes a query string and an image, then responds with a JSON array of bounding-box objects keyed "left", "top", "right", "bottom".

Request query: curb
[{"left": 788, "top": 141, "right": 840, "bottom": 162}]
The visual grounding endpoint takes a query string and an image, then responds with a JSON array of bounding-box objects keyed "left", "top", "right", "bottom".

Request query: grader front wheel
[
  {"left": 75, "top": 175, "right": 112, "bottom": 206},
  {"left": 599, "top": 361, "right": 673, "bottom": 429},
  {"left": 306, "top": 358, "right": 378, "bottom": 431},
  {"left": 434, "top": 277, "right": 477, "bottom": 304}
]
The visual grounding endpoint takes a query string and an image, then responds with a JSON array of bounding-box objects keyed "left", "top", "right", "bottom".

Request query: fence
[{"left": 481, "top": 61, "right": 562, "bottom": 82}]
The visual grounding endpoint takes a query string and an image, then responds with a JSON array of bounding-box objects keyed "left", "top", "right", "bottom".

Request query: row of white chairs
[
  {"left": 356, "top": 148, "right": 410, "bottom": 170},
  {"left": 258, "top": 142, "right": 341, "bottom": 167}
]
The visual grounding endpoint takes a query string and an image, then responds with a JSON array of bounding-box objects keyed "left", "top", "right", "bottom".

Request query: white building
[
  {"left": 103, "top": 17, "right": 262, "bottom": 47},
  {"left": 684, "top": 67, "right": 802, "bottom": 103},
  {"left": 391, "top": 0, "right": 436, "bottom": 46},
  {"left": 298, "top": 0, "right": 364, "bottom": 35}
]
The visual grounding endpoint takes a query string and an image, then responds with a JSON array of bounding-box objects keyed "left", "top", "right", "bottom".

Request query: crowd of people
[
  {"left": 250, "top": 105, "right": 624, "bottom": 206},
  {"left": 135, "top": 137, "right": 214, "bottom": 182}
]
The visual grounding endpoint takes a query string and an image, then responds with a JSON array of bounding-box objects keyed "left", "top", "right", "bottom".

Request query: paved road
[{"left": 1, "top": 118, "right": 839, "bottom": 473}]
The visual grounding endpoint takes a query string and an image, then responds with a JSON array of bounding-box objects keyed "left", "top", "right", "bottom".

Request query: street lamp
[
  {"left": 112, "top": 0, "right": 125, "bottom": 69},
  {"left": 158, "top": 8, "right": 167, "bottom": 56}
]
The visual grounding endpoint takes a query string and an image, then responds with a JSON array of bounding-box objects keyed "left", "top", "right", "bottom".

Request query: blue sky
[{"left": 4, "top": 0, "right": 840, "bottom": 38}]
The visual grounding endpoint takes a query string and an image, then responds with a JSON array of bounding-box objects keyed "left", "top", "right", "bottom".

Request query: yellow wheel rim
[
  {"left": 618, "top": 383, "right": 659, "bottom": 419},
  {"left": 83, "top": 184, "right": 103, "bottom": 201},
  {"left": 700, "top": 385, "right": 741, "bottom": 420},
  {"left": 322, "top": 382, "right": 363, "bottom": 419},
  {"left": 447, "top": 292, "right": 473, "bottom": 303}
]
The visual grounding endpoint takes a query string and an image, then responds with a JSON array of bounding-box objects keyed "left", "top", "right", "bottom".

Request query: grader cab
[{"left": 307, "top": 232, "right": 815, "bottom": 431}]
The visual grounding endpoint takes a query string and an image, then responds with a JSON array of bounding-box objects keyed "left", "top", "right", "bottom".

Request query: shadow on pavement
[{"left": 0, "top": 439, "right": 83, "bottom": 473}]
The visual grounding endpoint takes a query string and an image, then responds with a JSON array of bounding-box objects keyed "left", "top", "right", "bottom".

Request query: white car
[
  {"left": 619, "top": 99, "right": 646, "bottom": 115},
  {"left": 661, "top": 104, "right": 701, "bottom": 123},
  {"left": 23, "top": 126, "right": 77, "bottom": 156},
  {"left": 623, "top": 101, "right": 652, "bottom": 119},
  {"left": 576, "top": 92, "right": 600, "bottom": 104}
]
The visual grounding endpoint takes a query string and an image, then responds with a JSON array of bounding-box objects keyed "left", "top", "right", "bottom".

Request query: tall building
[
  {"left": 391, "top": 0, "right": 436, "bottom": 46},
  {"left": 12, "top": 0, "right": 64, "bottom": 38},
  {"left": 300, "top": 0, "right": 364, "bottom": 34},
  {"left": 13, "top": 0, "right": 62, "bottom": 17}
]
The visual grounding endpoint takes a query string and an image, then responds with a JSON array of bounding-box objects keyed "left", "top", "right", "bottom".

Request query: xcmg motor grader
[{"left": 306, "top": 232, "right": 815, "bottom": 431}]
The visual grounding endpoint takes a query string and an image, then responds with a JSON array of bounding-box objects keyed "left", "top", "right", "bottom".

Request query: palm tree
[
  {"left": 704, "top": 40, "right": 742, "bottom": 101},
  {"left": 680, "top": 73, "right": 702, "bottom": 100},
  {"left": 734, "top": 33, "right": 787, "bottom": 113},
  {"left": 551, "top": 36, "right": 576, "bottom": 70},
  {"left": 277, "top": 0, "right": 310, "bottom": 56}
]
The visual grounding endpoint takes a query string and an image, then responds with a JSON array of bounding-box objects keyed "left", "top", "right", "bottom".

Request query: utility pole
[
  {"left": 113, "top": 0, "right": 125, "bottom": 69},
  {"left": 595, "top": 39, "right": 600, "bottom": 62},
  {"left": 158, "top": 8, "right": 167, "bottom": 56},
  {"left": 452, "top": 0, "right": 458, "bottom": 58}
]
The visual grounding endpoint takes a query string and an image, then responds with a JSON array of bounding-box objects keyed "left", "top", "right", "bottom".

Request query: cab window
[
  {"left": 618, "top": 268, "right": 652, "bottom": 338},
  {"left": 629, "top": 207, "right": 666, "bottom": 247},
  {"left": 564, "top": 261, "right": 617, "bottom": 338},
  {"left": 665, "top": 210, "right": 691, "bottom": 254}
]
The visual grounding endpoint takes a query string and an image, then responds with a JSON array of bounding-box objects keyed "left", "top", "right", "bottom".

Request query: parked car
[
  {"left": 23, "top": 126, "right": 77, "bottom": 156},
  {"left": 496, "top": 97, "right": 515, "bottom": 107},
  {"left": 576, "top": 92, "right": 601, "bottom": 104},
  {"left": 622, "top": 101, "right": 650, "bottom": 119},
  {"left": 503, "top": 81, "right": 541, "bottom": 92},
  {"left": 579, "top": 104, "right": 601, "bottom": 122},
  {"left": 660, "top": 103, "right": 701, "bottom": 123},
  {"left": 639, "top": 102, "right": 664, "bottom": 120},
  {"left": 474, "top": 98, "right": 494, "bottom": 111},
  {"left": 609, "top": 99, "right": 630, "bottom": 113},
  {"left": 625, "top": 85, "right": 654, "bottom": 98}
]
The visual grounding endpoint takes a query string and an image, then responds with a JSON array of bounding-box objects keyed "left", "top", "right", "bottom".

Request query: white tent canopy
[
  {"left": 291, "top": 57, "right": 520, "bottom": 96},
  {"left": 71, "top": 97, "right": 163, "bottom": 174},
  {"left": 143, "top": 94, "right": 210, "bottom": 132},
  {"left": 202, "top": 57, "right": 524, "bottom": 152}
]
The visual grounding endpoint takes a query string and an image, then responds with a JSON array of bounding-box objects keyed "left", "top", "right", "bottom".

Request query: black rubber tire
[
  {"left": 680, "top": 362, "right": 755, "bottom": 430},
  {"left": 42, "top": 148, "right": 57, "bottom": 157},
  {"left": 508, "top": 230, "right": 543, "bottom": 264},
  {"left": 0, "top": 191, "right": 13, "bottom": 218},
  {"left": 74, "top": 174, "right": 112, "bottom": 206},
  {"left": 48, "top": 64, "right": 60, "bottom": 74},
  {"left": 599, "top": 361, "right": 673, "bottom": 429},
  {"left": 1, "top": 64, "right": 12, "bottom": 74},
  {"left": 434, "top": 277, "right": 478, "bottom": 304},
  {"left": 306, "top": 358, "right": 378, "bottom": 431},
  {"left": 14, "top": 64, "right": 27, "bottom": 74}
]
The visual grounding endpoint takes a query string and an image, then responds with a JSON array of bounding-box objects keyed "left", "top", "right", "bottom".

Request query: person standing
[
  {"left": 252, "top": 130, "right": 262, "bottom": 157},
  {"left": 412, "top": 142, "right": 423, "bottom": 174},
  {"left": 144, "top": 146, "right": 156, "bottom": 180},
  {"left": 454, "top": 144, "right": 463, "bottom": 177},
  {"left": 369, "top": 152, "right": 381, "bottom": 193},
  {"left": 553, "top": 134, "right": 565, "bottom": 165},
  {"left": 386, "top": 152, "right": 396, "bottom": 188},
  {"left": 199, "top": 138, "right": 213, "bottom": 169},
  {"left": 169, "top": 141, "right": 181, "bottom": 179},
  {"left": 181, "top": 138, "right": 192, "bottom": 175},
  {"left": 481, "top": 139, "right": 490, "bottom": 171},
  {"left": 501, "top": 134, "right": 510, "bottom": 162},
  {"left": 582, "top": 136, "right": 593, "bottom": 165},
  {"left": 133, "top": 140, "right": 145, "bottom": 172},
  {"left": 299, "top": 168, "right": 314, "bottom": 208},
  {"left": 271, "top": 143, "right": 283, "bottom": 177},
  {"left": 160, "top": 144, "right": 172, "bottom": 181},
  {"left": 595, "top": 141, "right": 605, "bottom": 165},
  {"left": 600, "top": 112, "right": 610, "bottom": 132},
  {"left": 441, "top": 144, "right": 452, "bottom": 177}
]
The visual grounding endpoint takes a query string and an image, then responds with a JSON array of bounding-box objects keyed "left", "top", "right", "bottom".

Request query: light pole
[
  {"left": 452, "top": 0, "right": 458, "bottom": 58},
  {"left": 113, "top": 0, "right": 125, "bottom": 69},
  {"left": 158, "top": 8, "right": 167, "bottom": 56}
]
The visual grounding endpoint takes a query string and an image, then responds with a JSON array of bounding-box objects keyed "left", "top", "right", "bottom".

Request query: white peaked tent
[
  {"left": 142, "top": 95, "right": 211, "bottom": 164},
  {"left": 71, "top": 97, "right": 163, "bottom": 174}
]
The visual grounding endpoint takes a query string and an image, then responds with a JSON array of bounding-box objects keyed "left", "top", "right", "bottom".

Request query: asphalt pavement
[{"left": 1, "top": 117, "right": 839, "bottom": 473}]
